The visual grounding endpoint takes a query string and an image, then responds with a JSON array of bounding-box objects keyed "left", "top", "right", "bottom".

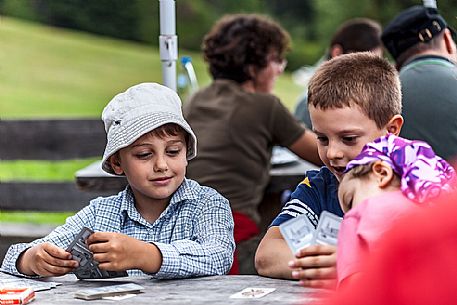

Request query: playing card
[
  {"left": 279, "top": 214, "right": 315, "bottom": 254},
  {"left": 229, "top": 288, "right": 276, "bottom": 299},
  {"left": 313, "top": 211, "right": 342, "bottom": 246},
  {"left": 74, "top": 283, "right": 144, "bottom": 300}
]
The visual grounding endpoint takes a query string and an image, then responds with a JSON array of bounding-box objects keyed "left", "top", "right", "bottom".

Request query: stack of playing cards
[{"left": 279, "top": 211, "right": 342, "bottom": 254}]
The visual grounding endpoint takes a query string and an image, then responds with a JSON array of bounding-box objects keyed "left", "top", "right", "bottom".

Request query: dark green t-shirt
[{"left": 399, "top": 55, "right": 457, "bottom": 160}]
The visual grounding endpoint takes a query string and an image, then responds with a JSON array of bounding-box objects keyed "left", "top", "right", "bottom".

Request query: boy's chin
[{"left": 332, "top": 171, "right": 345, "bottom": 182}]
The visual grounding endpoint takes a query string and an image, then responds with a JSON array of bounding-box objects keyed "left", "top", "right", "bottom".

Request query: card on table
[
  {"left": 74, "top": 283, "right": 144, "bottom": 300},
  {"left": 279, "top": 214, "right": 315, "bottom": 254},
  {"left": 313, "top": 211, "right": 342, "bottom": 246},
  {"left": 229, "top": 287, "right": 276, "bottom": 299}
]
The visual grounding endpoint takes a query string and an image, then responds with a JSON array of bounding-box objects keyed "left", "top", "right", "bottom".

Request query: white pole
[
  {"left": 159, "top": 0, "right": 177, "bottom": 91},
  {"left": 423, "top": 0, "right": 437, "bottom": 8}
]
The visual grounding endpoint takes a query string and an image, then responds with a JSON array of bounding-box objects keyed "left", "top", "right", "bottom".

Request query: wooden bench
[{"left": 0, "top": 119, "right": 116, "bottom": 260}]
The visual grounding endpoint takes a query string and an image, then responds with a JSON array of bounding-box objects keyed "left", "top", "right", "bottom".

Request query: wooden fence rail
[
  {"left": 0, "top": 119, "right": 111, "bottom": 261},
  {"left": 0, "top": 119, "right": 106, "bottom": 160}
]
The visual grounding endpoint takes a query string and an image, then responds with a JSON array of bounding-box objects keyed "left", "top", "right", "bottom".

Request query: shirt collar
[
  {"left": 169, "top": 178, "right": 200, "bottom": 205},
  {"left": 119, "top": 186, "right": 145, "bottom": 226},
  {"left": 403, "top": 54, "right": 455, "bottom": 68},
  {"left": 118, "top": 178, "right": 199, "bottom": 224}
]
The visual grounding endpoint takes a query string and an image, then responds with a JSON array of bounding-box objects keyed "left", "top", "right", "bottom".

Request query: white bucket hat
[{"left": 101, "top": 82, "right": 197, "bottom": 175}]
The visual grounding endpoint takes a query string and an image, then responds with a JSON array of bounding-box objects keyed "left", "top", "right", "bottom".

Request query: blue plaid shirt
[{"left": 1, "top": 178, "right": 235, "bottom": 279}]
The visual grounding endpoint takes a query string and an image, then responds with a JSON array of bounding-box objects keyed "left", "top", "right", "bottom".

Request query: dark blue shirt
[{"left": 271, "top": 167, "right": 343, "bottom": 228}]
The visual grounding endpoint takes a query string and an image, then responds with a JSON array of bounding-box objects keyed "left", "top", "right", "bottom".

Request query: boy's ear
[
  {"left": 247, "top": 65, "right": 257, "bottom": 80},
  {"left": 443, "top": 28, "right": 457, "bottom": 55},
  {"left": 385, "top": 114, "right": 404, "bottom": 136},
  {"left": 109, "top": 153, "right": 124, "bottom": 175},
  {"left": 330, "top": 44, "right": 343, "bottom": 58},
  {"left": 371, "top": 160, "right": 395, "bottom": 188}
]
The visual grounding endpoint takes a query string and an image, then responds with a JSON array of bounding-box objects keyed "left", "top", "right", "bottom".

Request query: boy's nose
[
  {"left": 153, "top": 155, "right": 168, "bottom": 172},
  {"left": 326, "top": 143, "right": 344, "bottom": 160}
]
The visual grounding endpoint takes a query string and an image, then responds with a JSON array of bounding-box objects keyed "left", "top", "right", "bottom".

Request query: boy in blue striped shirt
[{"left": 255, "top": 53, "right": 404, "bottom": 288}]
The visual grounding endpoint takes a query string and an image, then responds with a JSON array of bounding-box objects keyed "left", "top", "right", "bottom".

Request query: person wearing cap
[
  {"left": 1, "top": 82, "right": 235, "bottom": 279},
  {"left": 294, "top": 17, "right": 383, "bottom": 128},
  {"left": 382, "top": 5, "right": 457, "bottom": 161},
  {"left": 336, "top": 133, "right": 455, "bottom": 287}
]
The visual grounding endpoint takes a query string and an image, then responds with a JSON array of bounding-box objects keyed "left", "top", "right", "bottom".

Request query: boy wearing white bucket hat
[{"left": 2, "top": 83, "right": 235, "bottom": 279}]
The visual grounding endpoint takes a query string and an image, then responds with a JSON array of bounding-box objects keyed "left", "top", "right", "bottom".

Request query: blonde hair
[
  {"left": 308, "top": 52, "right": 402, "bottom": 129},
  {"left": 343, "top": 162, "right": 401, "bottom": 187}
]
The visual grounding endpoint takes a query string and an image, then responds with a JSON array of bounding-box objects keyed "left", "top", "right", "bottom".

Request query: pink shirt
[{"left": 337, "top": 190, "right": 420, "bottom": 285}]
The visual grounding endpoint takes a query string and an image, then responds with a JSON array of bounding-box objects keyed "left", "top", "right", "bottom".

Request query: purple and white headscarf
[{"left": 345, "top": 134, "right": 456, "bottom": 203}]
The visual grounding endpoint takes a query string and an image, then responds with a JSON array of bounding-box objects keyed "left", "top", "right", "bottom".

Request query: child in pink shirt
[{"left": 336, "top": 134, "right": 455, "bottom": 287}]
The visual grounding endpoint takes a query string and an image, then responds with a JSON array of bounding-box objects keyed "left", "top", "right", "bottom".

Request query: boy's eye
[
  {"left": 342, "top": 136, "right": 358, "bottom": 144},
  {"left": 166, "top": 147, "right": 182, "bottom": 156},
  {"left": 317, "top": 136, "right": 329, "bottom": 145},
  {"left": 136, "top": 152, "right": 152, "bottom": 159}
]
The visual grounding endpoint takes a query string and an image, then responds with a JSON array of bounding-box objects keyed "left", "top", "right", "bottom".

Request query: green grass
[
  {"left": 0, "top": 16, "right": 302, "bottom": 119},
  {"left": 1, "top": 17, "right": 303, "bottom": 224},
  {"left": 0, "top": 159, "right": 98, "bottom": 181},
  {"left": 0, "top": 212, "right": 73, "bottom": 225}
]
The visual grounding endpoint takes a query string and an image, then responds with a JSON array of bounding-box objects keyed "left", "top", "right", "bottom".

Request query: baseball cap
[
  {"left": 382, "top": 5, "right": 456, "bottom": 60},
  {"left": 101, "top": 82, "right": 197, "bottom": 175}
]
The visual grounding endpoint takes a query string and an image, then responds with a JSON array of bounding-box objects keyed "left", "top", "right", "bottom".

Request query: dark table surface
[
  {"left": 0, "top": 272, "right": 327, "bottom": 304},
  {"left": 75, "top": 158, "right": 318, "bottom": 195}
]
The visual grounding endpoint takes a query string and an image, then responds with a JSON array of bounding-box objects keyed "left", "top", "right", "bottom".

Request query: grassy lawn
[
  {"left": 1, "top": 17, "right": 304, "bottom": 224},
  {"left": 0, "top": 212, "right": 74, "bottom": 225},
  {"left": 0, "top": 159, "right": 99, "bottom": 181},
  {"left": 1, "top": 16, "right": 302, "bottom": 119}
]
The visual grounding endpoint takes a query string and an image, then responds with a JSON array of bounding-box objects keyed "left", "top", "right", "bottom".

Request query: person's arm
[
  {"left": 268, "top": 96, "right": 322, "bottom": 166},
  {"left": 255, "top": 226, "right": 295, "bottom": 279},
  {"left": 256, "top": 168, "right": 338, "bottom": 287},
  {"left": 1, "top": 203, "right": 97, "bottom": 277},
  {"left": 255, "top": 227, "right": 337, "bottom": 289},
  {"left": 288, "top": 131, "right": 323, "bottom": 166}
]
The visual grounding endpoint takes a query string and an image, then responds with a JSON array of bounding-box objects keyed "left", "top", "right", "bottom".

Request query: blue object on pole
[{"left": 177, "top": 56, "right": 199, "bottom": 99}]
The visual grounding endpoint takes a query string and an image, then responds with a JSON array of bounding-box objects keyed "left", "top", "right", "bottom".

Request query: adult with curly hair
[{"left": 183, "top": 14, "right": 321, "bottom": 275}]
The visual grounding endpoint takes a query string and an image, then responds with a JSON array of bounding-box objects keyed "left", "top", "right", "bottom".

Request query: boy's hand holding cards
[
  {"left": 280, "top": 211, "right": 342, "bottom": 254},
  {"left": 66, "top": 227, "right": 128, "bottom": 279}
]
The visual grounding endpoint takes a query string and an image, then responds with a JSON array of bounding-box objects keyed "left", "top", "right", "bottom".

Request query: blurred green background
[{"left": 1, "top": 0, "right": 456, "bottom": 224}]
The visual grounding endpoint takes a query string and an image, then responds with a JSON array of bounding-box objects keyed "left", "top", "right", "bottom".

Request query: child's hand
[
  {"left": 87, "top": 232, "right": 162, "bottom": 273},
  {"left": 288, "top": 244, "right": 337, "bottom": 289},
  {"left": 17, "top": 242, "right": 78, "bottom": 277}
]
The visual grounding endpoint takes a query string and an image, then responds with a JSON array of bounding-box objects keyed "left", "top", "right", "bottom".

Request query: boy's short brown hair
[
  {"left": 151, "top": 123, "right": 190, "bottom": 148},
  {"left": 308, "top": 52, "right": 401, "bottom": 129}
]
